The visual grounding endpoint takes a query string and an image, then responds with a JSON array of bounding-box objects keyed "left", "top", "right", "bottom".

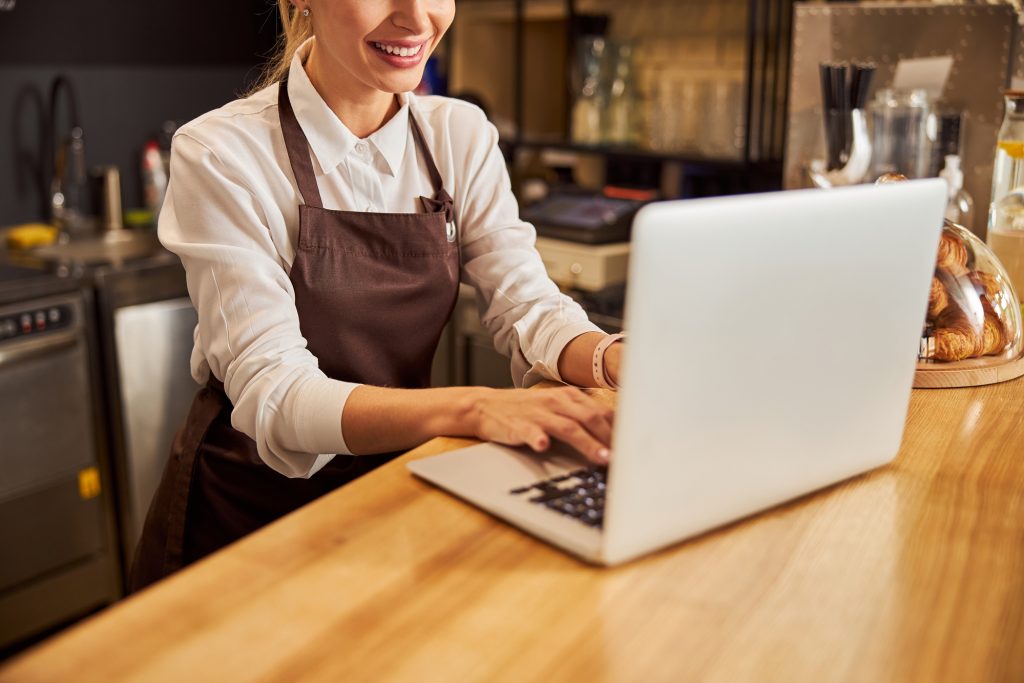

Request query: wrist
[
  {"left": 439, "top": 386, "right": 494, "bottom": 439},
  {"left": 592, "top": 332, "right": 626, "bottom": 390},
  {"left": 605, "top": 342, "right": 623, "bottom": 386}
]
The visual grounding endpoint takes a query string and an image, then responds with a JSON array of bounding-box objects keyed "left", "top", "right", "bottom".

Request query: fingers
[
  {"left": 508, "top": 421, "right": 550, "bottom": 453},
  {"left": 473, "top": 387, "right": 614, "bottom": 464},
  {"left": 538, "top": 413, "right": 610, "bottom": 465},
  {"left": 554, "top": 387, "right": 614, "bottom": 445},
  {"left": 536, "top": 387, "right": 614, "bottom": 463},
  {"left": 479, "top": 408, "right": 550, "bottom": 453}
]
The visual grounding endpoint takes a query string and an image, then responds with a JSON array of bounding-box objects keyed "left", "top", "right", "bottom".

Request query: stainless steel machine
[
  {"left": 0, "top": 263, "right": 120, "bottom": 650},
  {"left": 0, "top": 240, "right": 198, "bottom": 651},
  {"left": 91, "top": 257, "right": 197, "bottom": 566}
]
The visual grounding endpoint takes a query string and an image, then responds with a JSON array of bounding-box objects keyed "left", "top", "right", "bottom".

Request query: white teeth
[{"left": 372, "top": 42, "right": 422, "bottom": 58}]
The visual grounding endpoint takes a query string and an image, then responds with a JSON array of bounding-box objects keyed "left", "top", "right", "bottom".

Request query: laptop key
[
  {"left": 530, "top": 488, "right": 572, "bottom": 504},
  {"left": 511, "top": 465, "right": 608, "bottom": 529}
]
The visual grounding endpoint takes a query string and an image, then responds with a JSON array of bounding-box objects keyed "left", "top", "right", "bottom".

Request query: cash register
[{"left": 520, "top": 191, "right": 647, "bottom": 244}]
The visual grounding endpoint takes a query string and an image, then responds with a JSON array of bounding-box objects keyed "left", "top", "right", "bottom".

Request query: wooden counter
[{"left": 3, "top": 381, "right": 1023, "bottom": 682}]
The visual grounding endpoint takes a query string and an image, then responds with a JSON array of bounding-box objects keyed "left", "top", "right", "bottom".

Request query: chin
[{"left": 373, "top": 74, "right": 426, "bottom": 94}]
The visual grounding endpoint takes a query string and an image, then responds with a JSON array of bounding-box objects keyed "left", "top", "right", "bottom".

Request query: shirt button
[{"left": 355, "top": 142, "right": 369, "bottom": 155}]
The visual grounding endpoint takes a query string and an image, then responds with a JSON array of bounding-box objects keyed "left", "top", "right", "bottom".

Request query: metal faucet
[{"left": 48, "top": 75, "right": 93, "bottom": 241}]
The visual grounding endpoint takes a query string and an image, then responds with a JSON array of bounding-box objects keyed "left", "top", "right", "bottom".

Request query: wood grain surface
[
  {"left": 2, "top": 382, "right": 1023, "bottom": 683},
  {"left": 914, "top": 352, "right": 1024, "bottom": 388}
]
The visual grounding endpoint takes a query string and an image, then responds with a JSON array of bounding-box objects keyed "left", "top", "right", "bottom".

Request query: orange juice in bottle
[
  {"left": 989, "top": 92, "right": 1024, "bottom": 211},
  {"left": 988, "top": 92, "right": 1024, "bottom": 314}
]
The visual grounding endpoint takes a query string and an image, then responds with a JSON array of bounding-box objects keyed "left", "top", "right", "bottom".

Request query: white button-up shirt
[{"left": 158, "top": 38, "right": 600, "bottom": 478}]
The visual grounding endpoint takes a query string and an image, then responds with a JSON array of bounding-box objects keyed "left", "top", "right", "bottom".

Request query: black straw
[{"left": 819, "top": 61, "right": 876, "bottom": 171}]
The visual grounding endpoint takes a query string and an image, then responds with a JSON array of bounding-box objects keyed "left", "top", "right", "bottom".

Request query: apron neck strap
[
  {"left": 408, "top": 104, "right": 455, "bottom": 225},
  {"left": 407, "top": 108, "right": 446, "bottom": 199},
  {"left": 278, "top": 76, "right": 324, "bottom": 209}
]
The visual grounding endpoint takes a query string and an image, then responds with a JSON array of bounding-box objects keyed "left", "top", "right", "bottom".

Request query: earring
[{"left": 302, "top": 7, "right": 310, "bottom": 16}]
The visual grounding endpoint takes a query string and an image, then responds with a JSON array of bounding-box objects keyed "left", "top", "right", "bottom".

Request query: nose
[{"left": 390, "top": 0, "right": 433, "bottom": 34}]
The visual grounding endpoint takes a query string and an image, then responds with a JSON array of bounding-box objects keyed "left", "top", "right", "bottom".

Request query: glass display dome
[
  {"left": 874, "top": 172, "right": 1023, "bottom": 375},
  {"left": 918, "top": 219, "right": 1023, "bottom": 369}
]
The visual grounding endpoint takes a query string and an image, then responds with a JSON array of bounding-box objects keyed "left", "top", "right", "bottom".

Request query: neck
[{"left": 304, "top": 43, "right": 400, "bottom": 138}]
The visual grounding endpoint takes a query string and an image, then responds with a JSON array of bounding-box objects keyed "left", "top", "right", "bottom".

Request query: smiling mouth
[{"left": 370, "top": 42, "right": 425, "bottom": 58}]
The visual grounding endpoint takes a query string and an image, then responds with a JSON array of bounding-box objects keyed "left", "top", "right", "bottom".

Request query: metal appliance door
[
  {"left": 0, "top": 292, "right": 106, "bottom": 593},
  {"left": 113, "top": 297, "right": 197, "bottom": 556}
]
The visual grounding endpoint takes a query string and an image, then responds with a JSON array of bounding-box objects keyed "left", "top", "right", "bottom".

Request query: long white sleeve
[{"left": 160, "top": 131, "right": 355, "bottom": 479}]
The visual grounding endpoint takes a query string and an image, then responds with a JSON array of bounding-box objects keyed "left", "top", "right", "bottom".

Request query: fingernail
[{"left": 597, "top": 448, "right": 610, "bottom": 462}]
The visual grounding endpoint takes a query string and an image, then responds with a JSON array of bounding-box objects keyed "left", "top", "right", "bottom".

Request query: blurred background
[{"left": 3, "top": 0, "right": 1024, "bottom": 659}]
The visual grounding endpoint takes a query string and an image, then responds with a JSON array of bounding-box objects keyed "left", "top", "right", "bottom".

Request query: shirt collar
[
  {"left": 368, "top": 96, "right": 409, "bottom": 178},
  {"left": 286, "top": 37, "right": 409, "bottom": 177}
]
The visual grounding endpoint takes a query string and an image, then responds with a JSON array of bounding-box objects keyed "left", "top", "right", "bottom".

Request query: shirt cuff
[
  {"left": 522, "top": 320, "right": 603, "bottom": 387},
  {"left": 293, "top": 375, "right": 359, "bottom": 457}
]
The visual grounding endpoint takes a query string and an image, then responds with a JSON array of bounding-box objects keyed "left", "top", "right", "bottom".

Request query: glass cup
[{"left": 869, "top": 88, "right": 933, "bottom": 179}]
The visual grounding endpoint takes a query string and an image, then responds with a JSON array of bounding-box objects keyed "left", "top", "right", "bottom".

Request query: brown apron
[{"left": 129, "top": 78, "right": 460, "bottom": 592}]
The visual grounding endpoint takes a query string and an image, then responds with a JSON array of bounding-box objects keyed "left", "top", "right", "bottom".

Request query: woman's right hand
[{"left": 470, "top": 386, "right": 614, "bottom": 464}]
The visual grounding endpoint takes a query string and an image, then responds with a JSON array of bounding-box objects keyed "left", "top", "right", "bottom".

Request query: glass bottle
[
  {"left": 988, "top": 91, "right": 1024, "bottom": 213},
  {"left": 571, "top": 36, "right": 606, "bottom": 145},
  {"left": 987, "top": 91, "right": 1024, "bottom": 317},
  {"left": 939, "top": 155, "right": 975, "bottom": 227},
  {"left": 604, "top": 42, "right": 638, "bottom": 146},
  {"left": 988, "top": 189, "right": 1024, "bottom": 317}
]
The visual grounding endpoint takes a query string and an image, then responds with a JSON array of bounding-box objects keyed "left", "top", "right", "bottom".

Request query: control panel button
[
  {"left": 20, "top": 314, "right": 31, "bottom": 333},
  {"left": 48, "top": 307, "right": 60, "bottom": 324},
  {"left": 34, "top": 310, "right": 46, "bottom": 330}
]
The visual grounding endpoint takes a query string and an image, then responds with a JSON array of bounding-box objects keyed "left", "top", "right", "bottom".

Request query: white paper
[{"left": 892, "top": 56, "right": 955, "bottom": 100}]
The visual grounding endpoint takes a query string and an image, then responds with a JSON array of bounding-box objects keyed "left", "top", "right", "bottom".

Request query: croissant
[
  {"left": 969, "top": 270, "right": 1002, "bottom": 302},
  {"left": 969, "top": 271, "right": 1013, "bottom": 355},
  {"left": 927, "top": 276, "right": 949, "bottom": 318},
  {"left": 932, "top": 304, "right": 985, "bottom": 361},
  {"left": 936, "top": 231, "right": 969, "bottom": 275},
  {"left": 982, "top": 311, "right": 1008, "bottom": 356},
  {"left": 875, "top": 172, "right": 909, "bottom": 184}
]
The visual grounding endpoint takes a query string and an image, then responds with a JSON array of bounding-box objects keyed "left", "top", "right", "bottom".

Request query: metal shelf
[{"left": 503, "top": 138, "right": 784, "bottom": 173}]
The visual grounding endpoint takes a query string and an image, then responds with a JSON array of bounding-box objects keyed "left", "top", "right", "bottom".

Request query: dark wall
[{"left": 0, "top": 0, "right": 281, "bottom": 226}]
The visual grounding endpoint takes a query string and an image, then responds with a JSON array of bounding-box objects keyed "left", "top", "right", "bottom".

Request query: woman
[{"left": 130, "top": 0, "right": 624, "bottom": 590}]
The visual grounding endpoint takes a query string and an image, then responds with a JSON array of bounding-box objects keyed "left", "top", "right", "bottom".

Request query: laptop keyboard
[{"left": 509, "top": 466, "right": 607, "bottom": 528}]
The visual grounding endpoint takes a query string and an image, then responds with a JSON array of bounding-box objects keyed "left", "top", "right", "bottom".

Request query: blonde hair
[{"left": 247, "top": 1, "right": 312, "bottom": 95}]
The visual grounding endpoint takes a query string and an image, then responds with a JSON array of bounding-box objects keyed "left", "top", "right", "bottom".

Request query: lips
[
  {"left": 367, "top": 38, "right": 430, "bottom": 68},
  {"left": 371, "top": 41, "right": 424, "bottom": 58}
]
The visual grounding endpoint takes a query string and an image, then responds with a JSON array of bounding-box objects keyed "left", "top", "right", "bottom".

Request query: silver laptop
[{"left": 409, "top": 180, "right": 946, "bottom": 566}]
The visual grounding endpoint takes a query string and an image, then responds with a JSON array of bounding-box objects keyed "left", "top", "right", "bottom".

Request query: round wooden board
[{"left": 914, "top": 352, "right": 1024, "bottom": 388}]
